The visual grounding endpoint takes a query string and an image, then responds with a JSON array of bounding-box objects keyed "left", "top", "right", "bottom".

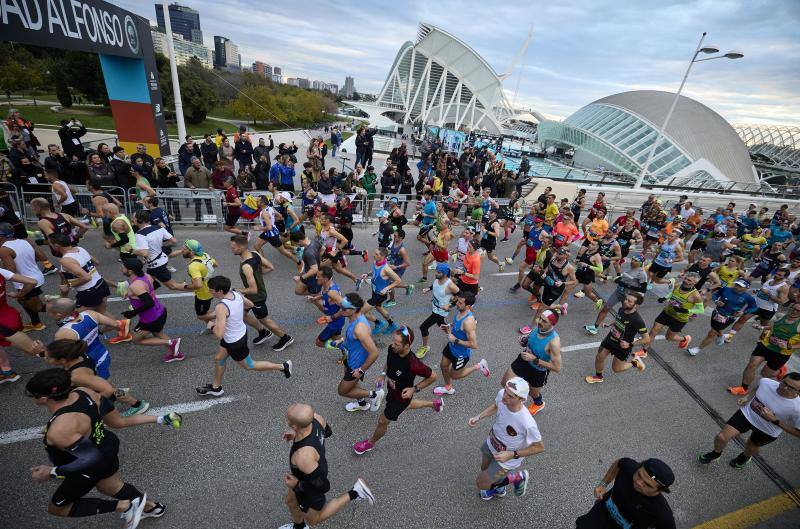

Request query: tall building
[
  {"left": 271, "top": 73, "right": 282, "bottom": 83},
  {"left": 297, "top": 78, "right": 310, "bottom": 89},
  {"left": 213, "top": 36, "right": 240, "bottom": 72},
  {"left": 312, "top": 80, "right": 325, "bottom": 90},
  {"left": 264, "top": 64, "right": 273, "bottom": 76},
  {"left": 252, "top": 61, "right": 267, "bottom": 77},
  {"left": 155, "top": 3, "right": 203, "bottom": 44},
  {"left": 326, "top": 83, "right": 339, "bottom": 95},
  {"left": 273, "top": 66, "right": 282, "bottom": 76},
  {"left": 151, "top": 28, "right": 213, "bottom": 69},
  {"left": 341, "top": 76, "right": 355, "bottom": 98},
  {"left": 286, "top": 78, "right": 299, "bottom": 87}
]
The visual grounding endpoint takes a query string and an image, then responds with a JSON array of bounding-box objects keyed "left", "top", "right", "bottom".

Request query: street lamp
[{"left": 633, "top": 32, "right": 743, "bottom": 189}]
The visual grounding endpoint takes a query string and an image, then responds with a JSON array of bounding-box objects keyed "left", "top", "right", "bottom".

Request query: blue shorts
[
  {"left": 88, "top": 349, "right": 111, "bottom": 379},
  {"left": 318, "top": 319, "right": 345, "bottom": 342}
]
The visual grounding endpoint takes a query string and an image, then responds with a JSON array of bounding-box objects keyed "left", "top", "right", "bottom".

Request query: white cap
[
  {"left": 279, "top": 191, "right": 292, "bottom": 201},
  {"left": 505, "top": 377, "right": 529, "bottom": 400}
]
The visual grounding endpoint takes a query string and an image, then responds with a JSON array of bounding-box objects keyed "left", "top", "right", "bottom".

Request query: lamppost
[{"left": 633, "top": 32, "right": 743, "bottom": 189}]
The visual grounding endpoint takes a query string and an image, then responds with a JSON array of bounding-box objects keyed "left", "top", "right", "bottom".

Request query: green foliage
[
  {"left": 59, "top": 52, "right": 107, "bottom": 104},
  {"left": 155, "top": 53, "right": 217, "bottom": 124},
  {"left": 226, "top": 81, "right": 337, "bottom": 127},
  {"left": 55, "top": 78, "right": 72, "bottom": 108},
  {"left": 0, "top": 43, "right": 45, "bottom": 96}
]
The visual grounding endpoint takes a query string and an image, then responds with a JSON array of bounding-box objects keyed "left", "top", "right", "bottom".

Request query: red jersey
[
  {"left": 225, "top": 187, "right": 241, "bottom": 216},
  {"left": 385, "top": 345, "right": 432, "bottom": 404}
]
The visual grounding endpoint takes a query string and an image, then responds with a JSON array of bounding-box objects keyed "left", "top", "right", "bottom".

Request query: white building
[{"left": 151, "top": 28, "right": 213, "bottom": 68}]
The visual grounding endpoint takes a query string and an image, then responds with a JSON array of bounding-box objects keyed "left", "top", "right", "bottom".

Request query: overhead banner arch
[{"left": 1, "top": 0, "right": 170, "bottom": 155}]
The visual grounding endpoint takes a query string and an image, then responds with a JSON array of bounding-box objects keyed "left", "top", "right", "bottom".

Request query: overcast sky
[{"left": 115, "top": 0, "right": 800, "bottom": 125}]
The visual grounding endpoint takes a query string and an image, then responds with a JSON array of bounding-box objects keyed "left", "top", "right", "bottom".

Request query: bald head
[
  {"left": 30, "top": 198, "right": 51, "bottom": 214},
  {"left": 287, "top": 403, "right": 314, "bottom": 428},
  {"left": 103, "top": 203, "right": 120, "bottom": 217},
  {"left": 47, "top": 297, "right": 76, "bottom": 318}
]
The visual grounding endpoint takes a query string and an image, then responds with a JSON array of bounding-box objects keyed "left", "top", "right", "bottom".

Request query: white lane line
[
  {"left": 491, "top": 272, "right": 521, "bottom": 276},
  {"left": 561, "top": 335, "right": 665, "bottom": 353},
  {"left": 0, "top": 395, "right": 246, "bottom": 446},
  {"left": 108, "top": 292, "right": 196, "bottom": 302}
]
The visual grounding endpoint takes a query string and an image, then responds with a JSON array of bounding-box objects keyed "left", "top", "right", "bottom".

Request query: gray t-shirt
[{"left": 302, "top": 237, "right": 322, "bottom": 274}]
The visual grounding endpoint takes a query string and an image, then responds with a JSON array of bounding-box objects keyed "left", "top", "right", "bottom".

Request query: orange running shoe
[
  {"left": 727, "top": 386, "right": 747, "bottom": 395},
  {"left": 679, "top": 335, "right": 692, "bottom": 349},
  {"left": 776, "top": 365, "right": 788, "bottom": 380},
  {"left": 634, "top": 349, "right": 648, "bottom": 359},
  {"left": 527, "top": 401, "right": 545, "bottom": 415},
  {"left": 117, "top": 319, "right": 131, "bottom": 338},
  {"left": 109, "top": 334, "right": 133, "bottom": 345}
]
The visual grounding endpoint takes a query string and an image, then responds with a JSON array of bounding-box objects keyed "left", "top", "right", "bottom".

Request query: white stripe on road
[
  {"left": 561, "top": 335, "right": 665, "bottom": 353},
  {"left": 0, "top": 394, "right": 246, "bottom": 446},
  {"left": 107, "top": 292, "right": 197, "bottom": 302},
  {"left": 491, "top": 272, "right": 521, "bottom": 276}
]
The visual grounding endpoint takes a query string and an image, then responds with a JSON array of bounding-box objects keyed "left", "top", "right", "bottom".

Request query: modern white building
[
  {"left": 537, "top": 90, "right": 759, "bottom": 190},
  {"left": 151, "top": 28, "right": 213, "bottom": 68}
]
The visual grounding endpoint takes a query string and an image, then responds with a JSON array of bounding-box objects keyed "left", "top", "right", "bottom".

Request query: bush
[{"left": 55, "top": 79, "right": 72, "bottom": 108}]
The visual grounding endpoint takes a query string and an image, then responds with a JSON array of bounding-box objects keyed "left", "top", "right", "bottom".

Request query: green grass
[{"left": 324, "top": 131, "right": 353, "bottom": 149}]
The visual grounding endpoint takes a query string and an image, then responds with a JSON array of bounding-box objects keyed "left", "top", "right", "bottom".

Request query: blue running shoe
[
  {"left": 372, "top": 321, "right": 387, "bottom": 335},
  {"left": 382, "top": 322, "right": 399, "bottom": 335},
  {"left": 479, "top": 489, "right": 495, "bottom": 500}
]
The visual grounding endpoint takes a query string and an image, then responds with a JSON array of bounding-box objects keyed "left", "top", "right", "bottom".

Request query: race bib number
[
  {"left": 712, "top": 311, "right": 729, "bottom": 324},
  {"left": 610, "top": 326, "right": 622, "bottom": 339},
  {"left": 669, "top": 298, "right": 682, "bottom": 308},
  {"left": 769, "top": 335, "right": 788, "bottom": 350}
]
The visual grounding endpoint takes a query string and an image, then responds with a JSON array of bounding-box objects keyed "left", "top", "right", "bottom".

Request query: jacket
[
  {"left": 178, "top": 143, "right": 201, "bottom": 174},
  {"left": 253, "top": 138, "right": 274, "bottom": 162},
  {"left": 200, "top": 141, "right": 219, "bottom": 165},
  {"left": 110, "top": 156, "right": 135, "bottom": 188},
  {"left": 234, "top": 138, "right": 254, "bottom": 165},
  {"left": 184, "top": 165, "right": 212, "bottom": 189},
  {"left": 57, "top": 123, "right": 87, "bottom": 157}
]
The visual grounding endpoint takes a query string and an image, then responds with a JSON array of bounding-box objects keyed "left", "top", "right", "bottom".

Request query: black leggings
[{"left": 419, "top": 313, "right": 446, "bottom": 337}]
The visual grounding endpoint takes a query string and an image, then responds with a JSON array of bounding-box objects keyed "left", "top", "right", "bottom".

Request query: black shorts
[
  {"left": 754, "top": 307, "right": 776, "bottom": 321},
  {"left": 649, "top": 261, "right": 672, "bottom": 278},
  {"left": 541, "top": 285, "right": 564, "bottom": 306},
  {"left": 619, "top": 243, "right": 631, "bottom": 258},
  {"left": 600, "top": 336, "right": 632, "bottom": 361},
  {"left": 726, "top": 409, "right": 777, "bottom": 447},
  {"left": 710, "top": 311, "right": 735, "bottom": 332},
  {"left": 295, "top": 486, "right": 327, "bottom": 513},
  {"left": 691, "top": 238, "right": 707, "bottom": 251},
  {"left": 654, "top": 310, "right": 686, "bottom": 333},
  {"left": 147, "top": 264, "right": 172, "bottom": 283},
  {"left": 510, "top": 355, "right": 549, "bottom": 388},
  {"left": 249, "top": 300, "right": 269, "bottom": 319},
  {"left": 134, "top": 309, "right": 167, "bottom": 334},
  {"left": 21, "top": 286, "right": 43, "bottom": 300},
  {"left": 644, "top": 233, "right": 660, "bottom": 242},
  {"left": 480, "top": 238, "right": 496, "bottom": 253},
  {"left": 442, "top": 343, "right": 469, "bottom": 370},
  {"left": 526, "top": 269, "right": 544, "bottom": 286},
  {"left": 368, "top": 291, "right": 388, "bottom": 307},
  {"left": 456, "top": 278, "right": 479, "bottom": 295},
  {"left": 259, "top": 232, "right": 283, "bottom": 248},
  {"left": 51, "top": 453, "right": 120, "bottom": 507},
  {"left": 321, "top": 251, "right": 346, "bottom": 267},
  {"left": 576, "top": 268, "right": 595, "bottom": 285},
  {"left": 383, "top": 398, "right": 411, "bottom": 421},
  {"left": 75, "top": 281, "right": 110, "bottom": 309},
  {"left": 302, "top": 275, "right": 321, "bottom": 294},
  {"left": 222, "top": 333, "right": 249, "bottom": 361},
  {"left": 752, "top": 342, "right": 792, "bottom": 371},
  {"left": 195, "top": 297, "right": 212, "bottom": 316},
  {"left": 342, "top": 359, "right": 365, "bottom": 382},
  {"left": 61, "top": 202, "right": 79, "bottom": 216},
  {"left": 225, "top": 211, "right": 241, "bottom": 227}
]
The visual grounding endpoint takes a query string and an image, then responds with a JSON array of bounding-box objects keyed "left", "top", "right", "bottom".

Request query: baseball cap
[
  {"left": 279, "top": 191, "right": 292, "bottom": 201},
  {"left": 505, "top": 377, "right": 530, "bottom": 400},
  {"left": 184, "top": 239, "right": 203, "bottom": 255},
  {"left": 390, "top": 197, "right": 399, "bottom": 204},
  {"left": 642, "top": 458, "right": 675, "bottom": 492},
  {"left": 733, "top": 278, "right": 750, "bottom": 288},
  {"left": 435, "top": 263, "right": 451, "bottom": 276},
  {"left": 375, "top": 210, "right": 389, "bottom": 218}
]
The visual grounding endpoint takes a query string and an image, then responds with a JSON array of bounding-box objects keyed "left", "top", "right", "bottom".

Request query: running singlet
[
  {"left": 664, "top": 287, "right": 697, "bottom": 323},
  {"left": 239, "top": 254, "right": 267, "bottom": 304},
  {"left": 289, "top": 419, "right": 330, "bottom": 492},
  {"left": 526, "top": 227, "right": 544, "bottom": 249},
  {"left": 606, "top": 309, "right": 647, "bottom": 352},
  {"left": 386, "top": 345, "right": 432, "bottom": 404},
  {"left": 544, "top": 259, "right": 568, "bottom": 290},
  {"left": 321, "top": 282, "right": 344, "bottom": 330},
  {"left": 616, "top": 226, "right": 635, "bottom": 249},
  {"left": 432, "top": 279, "right": 453, "bottom": 317},
  {"left": 189, "top": 254, "right": 216, "bottom": 301},
  {"left": 717, "top": 264, "right": 739, "bottom": 286},
  {"left": 129, "top": 275, "right": 164, "bottom": 324},
  {"left": 134, "top": 225, "right": 170, "bottom": 269},
  {"left": 526, "top": 329, "right": 558, "bottom": 372},
  {"left": 482, "top": 219, "right": 498, "bottom": 244},
  {"left": 389, "top": 242, "right": 405, "bottom": 269},
  {"left": 2, "top": 239, "right": 44, "bottom": 288},
  {"left": 654, "top": 240, "right": 679, "bottom": 267},
  {"left": 61, "top": 247, "right": 102, "bottom": 291},
  {"left": 760, "top": 314, "right": 800, "bottom": 356},
  {"left": 111, "top": 214, "right": 136, "bottom": 253},
  {"left": 342, "top": 314, "right": 369, "bottom": 369},
  {"left": 371, "top": 261, "right": 390, "bottom": 294},
  {"left": 220, "top": 291, "right": 247, "bottom": 343},
  {"left": 61, "top": 313, "right": 109, "bottom": 379},
  {"left": 260, "top": 207, "right": 280, "bottom": 238},
  {"left": 43, "top": 213, "right": 78, "bottom": 256},
  {"left": 755, "top": 280, "right": 786, "bottom": 312},
  {"left": 685, "top": 263, "right": 713, "bottom": 290},
  {"left": 448, "top": 310, "right": 473, "bottom": 358}
]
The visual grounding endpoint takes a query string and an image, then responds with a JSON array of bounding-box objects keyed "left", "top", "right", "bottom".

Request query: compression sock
[
  {"left": 23, "top": 307, "right": 41, "bottom": 325},
  {"left": 741, "top": 383, "right": 749, "bottom": 390},
  {"left": 112, "top": 483, "right": 144, "bottom": 501},
  {"left": 350, "top": 250, "right": 364, "bottom": 256},
  {"left": 368, "top": 390, "right": 377, "bottom": 399},
  {"left": 348, "top": 490, "right": 359, "bottom": 501},
  {"left": 532, "top": 395, "right": 544, "bottom": 406},
  {"left": 68, "top": 498, "right": 118, "bottom": 517}
]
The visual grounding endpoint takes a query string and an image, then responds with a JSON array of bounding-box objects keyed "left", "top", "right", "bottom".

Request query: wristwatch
[
  {"left": 771, "top": 418, "right": 781, "bottom": 426},
  {"left": 414, "top": 385, "right": 420, "bottom": 393},
  {"left": 512, "top": 450, "right": 519, "bottom": 459}
]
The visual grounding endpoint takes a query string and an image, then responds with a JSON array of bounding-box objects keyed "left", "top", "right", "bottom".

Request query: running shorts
[
  {"left": 726, "top": 409, "right": 777, "bottom": 446},
  {"left": 752, "top": 342, "right": 791, "bottom": 371},
  {"left": 317, "top": 319, "right": 345, "bottom": 342},
  {"left": 259, "top": 232, "right": 283, "bottom": 248},
  {"left": 250, "top": 300, "right": 269, "bottom": 320},
  {"left": 0, "top": 305, "right": 22, "bottom": 346},
  {"left": 368, "top": 291, "right": 388, "bottom": 307},
  {"left": 51, "top": 453, "right": 120, "bottom": 508},
  {"left": 710, "top": 310, "right": 735, "bottom": 332},
  {"left": 442, "top": 344, "right": 469, "bottom": 370},
  {"left": 342, "top": 359, "right": 365, "bottom": 382},
  {"left": 510, "top": 355, "right": 549, "bottom": 388},
  {"left": 654, "top": 310, "right": 686, "bottom": 333},
  {"left": 147, "top": 264, "right": 172, "bottom": 283},
  {"left": 431, "top": 247, "right": 449, "bottom": 263},
  {"left": 649, "top": 261, "right": 671, "bottom": 278},
  {"left": 383, "top": 397, "right": 411, "bottom": 421},
  {"left": 222, "top": 333, "right": 249, "bottom": 362},
  {"left": 195, "top": 297, "right": 212, "bottom": 316},
  {"left": 524, "top": 247, "right": 537, "bottom": 265},
  {"left": 600, "top": 336, "right": 632, "bottom": 362},
  {"left": 134, "top": 309, "right": 167, "bottom": 334},
  {"left": 75, "top": 281, "right": 111, "bottom": 309}
]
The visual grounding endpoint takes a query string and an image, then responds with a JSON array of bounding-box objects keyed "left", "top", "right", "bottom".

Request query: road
[{"left": 1, "top": 225, "right": 798, "bottom": 529}]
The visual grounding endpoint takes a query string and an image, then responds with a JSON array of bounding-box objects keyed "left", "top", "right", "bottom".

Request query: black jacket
[
  {"left": 57, "top": 123, "right": 87, "bottom": 158},
  {"left": 234, "top": 139, "right": 254, "bottom": 165},
  {"left": 254, "top": 138, "right": 274, "bottom": 162},
  {"left": 110, "top": 157, "right": 135, "bottom": 189},
  {"left": 200, "top": 141, "right": 219, "bottom": 166}
]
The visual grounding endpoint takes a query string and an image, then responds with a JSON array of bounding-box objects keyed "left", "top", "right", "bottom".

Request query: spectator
[
  {"left": 177, "top": 135, "right": 201, "bottom": 176},
  {"left": 253, "top": 154, "right": 271, "bottom": 191},
  {"left": 519, "top": 154, "right": 530, "bottom": 176},
  {"left": 200, "top": 133, "right": 219, "bottom": 170},
  {"left": 183, "top": 157, "right": 214, "bottom": 222},
  {"left": 234, "top": 129, "right": 254, "bottom": 172},
  {"left": 57, "top": 118, "right": 87, "bottom": 159},
  {"left": 236, "top": 167, "right": 255, "bottom": 193},
  {"left": 278, "top": 141, "right": 298, "bottom": 163},
  {"left": 381, "top": 165, "right": 398, "bottom": 194},
  {"left": 109, "top": 146, "right": 135, "bottom": 188},
  {"left": 44, "top": 144, "right": 69, "bottom": 178},
  {"left": 219, "top": 137, "right": 235, "bottom": 171},
  {"left": 130, "top": 144, "right": 155, "bottom": 174},
  {"left": 12, "top": 156, "right": 46, "bottom": 185},
  {"left": 154, "top": 157, "right": 181, "bottom": 222},
  {"left": 211, "top": 160, "right": 233, "bottom": 190},
  {"left": 253, "top": 135, "right": 274, "bottom": 163},
  {"left": 307, "top": 137, "right": 323, "bottom": 182},
  {"left": 330, "top": 126, "right": 342, "bottom": 157},
  {"left": 95, "top": 142, "right": 113, "bottom": 163},
  {"left": 272, "top": 155, "right": 296, "bottom": 193},
  {"left": 86, "top": 153, "right": 114, "bottom": 185},
  {"left": 4, "top": 108, "right": 39, "bottom": 150},
  {"left": 214, "top": 127, "right": 226, "bottom": 147}
]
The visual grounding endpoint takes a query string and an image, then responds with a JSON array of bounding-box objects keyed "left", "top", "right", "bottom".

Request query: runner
[
  {"left": 222, "top": 177, "right": 246, "bottom": 236},
  {"left": 319, "top": 213, "right": 358, "bottom": 285},
  {"left": 310, "top": 267, "right": 346, "bottom": 350},
  {"left": 85, "top": 180, "right": 122, "bottom": 242},
  {"left": 419, "top": 219, "right": 454, "bottom": 283},
  {"left": 102, "top": 204, "right": 137, "bottom": 261},
  {"left": 279, "top": 403, "right": 374, "bottom": 529},
  {"left": 573, "top": 239, "right": 605, "bottom": 310},
  {"left": 0, "top": 223, "right": 47, "bottom": 331},
  {"left": 598, "top": 229, "right": 623, "bottom": 277},
  {"left": 50, "top": 233, "right": 114, "bottom": 319},
  {"left": 131, "top": 211, "right": 183, "bottom": 291},
  {"left": 585, "top": 292, "right": 650, "bottom": 384},
  {"left": 576, "top": 458, "right": 676, "bottom": 528},
  {"left": 358, "top": 247, "right": 403, "bottom": 335},
  {"left": 253, "top": 194, "right": 296, "bottom": 263},
  {"left": 679, "top": 254, "right": 721, "bottom": 303},
  {"left": 385, "top": 228, "right": 413, "bottom": 307},
  {"left": 416, "top": 263, "right": 459, "bottom": 359},
  {"left": 614, "top": 216, "right": 642, "bottom": 265},
  {"left": 118, "top": 258, "right": 182, "bottom": 363},
  {"left": 688, "top": 279, "right": 757, "bottom": 356},
  {"left": 642, "top": 272, "right": 704, "bottom": 354},
  {"left": 374, "top": 209, "right": 393, "bottom": 249},
  {"left": 196, "top": 275, "right": 292, "bottom": 397},
  {"left": 480, "top": 209, "right": 505, "bottom": 272},
  {"left": 647, "top": 230, "right": 684, "bottom": 291},
  {"left": 292, "top": 230, "right": 323, "bottom": 295},
  {"left": 32, "top": 197, "right": 88, "bottom": 259},
  {"left": 468, "top": 377, "right": 543, "bottom": 500},
  {"left": 526, "top": 246, "right": 574, "bottom": 327},
  {"left": 328, "top": 293, "right": 382, "bottom": 411},
  {"left": 352, "top": 326, "right": 443, "bottom": 455},
  {"left": 171, "top": 240, "right": 218, "bottom": 334},
  {"left": 727, "top": 302, "right": 800, "bottom": 396},
  {"left": 432, "top": 291, "right": 490, "bottom": 397},
  {"left": 700, "top": 374, "right": 800, "bottom": 468},
  {"left": 509, "top": 217, "right": 545, "bottom": 292},
  {"left": 45, "top": 169, "right": 79, "bottom": 217},
  {"left": 0, "top": 266, "right": 46, "bottom": 384},
  {"left": 584, "top": 254, "right": 648, "bottom": 335},
  {"left": 26, "top": 368, "right": 162, "bottom": 528},
  {"left": 230, "top": 234, "right": 294, "bottom": 351},
  {"left": 740, "top": 267, "right": 789, "bottom": 330},
  {"left": 504, "top": 309, "right": 562, "bottom": 415},
  {"left": 453, "top": 236, "right": 481, "bottom": 296}
]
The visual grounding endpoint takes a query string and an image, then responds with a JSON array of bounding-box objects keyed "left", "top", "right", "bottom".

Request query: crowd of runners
[{"left": 3, "top": 162, "right": 800, "bottom": 529}]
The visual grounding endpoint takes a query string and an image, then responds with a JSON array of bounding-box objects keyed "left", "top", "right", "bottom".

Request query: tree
[
  {"left": 60, "top": 52, "right": 107, "bottom": 104},
  {"left": 155, "top": 53, "right": 217, "bottom": 124},
  {"left": 228, "top": 85, "right": 285, "bottom": 126},
  {"left": 0, "top": 43, "right": 45, "bottom": 104},
  {"left": 55, "top": 78, "right": 72, "bottom": 108}
]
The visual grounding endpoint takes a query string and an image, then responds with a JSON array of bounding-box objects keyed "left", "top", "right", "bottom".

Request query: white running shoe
[
  {"left": 369, "top": 388, "right": 385, "bottom": 412},
  {"left": 278, "top": 523, "right": 309, "bottom": 529},
  {"left": 687, "top": 346, "right": 700, "bottom": 356},
  {"left": 433, "top": 385, "right": 455, "bottom": 396},
  {"left": 477, "top": 359, "right": 490, "bottom": 377},
  {"left": 352, "top": 478, "right": 375, "bottom": 506},
  {"left": 122, "top": 493, "right": 147, "bottom": 529},
  {"left": 345, "top": 401, "right": 370, "bottom": 412}
]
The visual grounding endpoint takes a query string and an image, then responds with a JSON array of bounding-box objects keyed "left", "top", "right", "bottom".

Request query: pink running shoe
[
  {"left": 558, "top": 303, "right": 568, "bottom": 315},
  {"left": 163, "top": 352, "right": 185, "bottom": 363},
  {"left": 433, "top": 398, "right": 444, "bottom": 412},
  {"left": 477, "top": 359, "right": 490, "bottom": 378},
  {"left": 353, "top": 439, "right": 374, "bottom": 455},
  {"left": 168, "top": 338, "right": 181, "bottom": 357}
]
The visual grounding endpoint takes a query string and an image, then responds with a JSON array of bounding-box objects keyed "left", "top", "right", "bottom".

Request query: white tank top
[
  {"left": 432, "top": 278, "right": 453, "bottom": 316},
  {"left": 61, "top": 247, "right": 102, "bottom": 291},
  {"left": 756, "top": 280, "right": 786, "bottom": 312},
  {"left": 321, "top": 227, "right": 338, "bottom": 252},
  {"left": 52, "top": 180, "right": 75, "bottom": 206},
  {"left": 220, "top": 291, "right": 247, "bottom": 343},
  {"left": 2, "top": 239, "right": 44, "bottom": 288}
]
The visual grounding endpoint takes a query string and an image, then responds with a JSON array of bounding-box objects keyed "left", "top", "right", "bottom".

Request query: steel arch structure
[{"left": 734, "top": 124, "right": 800, "bottom": 170}]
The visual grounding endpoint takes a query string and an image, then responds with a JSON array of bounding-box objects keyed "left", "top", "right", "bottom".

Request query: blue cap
[
  {"left": 436, "top": 263, "right": 451, "bottom": 276},
  {"left": 375, "top": 210, "right": 389, "bottom": 218},
  {"left": 632, "top": 254, "right": 644, "bottom": 262}
]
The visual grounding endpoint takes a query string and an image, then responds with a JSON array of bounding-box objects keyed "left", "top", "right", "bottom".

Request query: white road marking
[
  {"left": 491, "top": 272, "right": 521, "bottom": 276},
  {"left": 0, "top": 395, "right": 246, "bottom": 446},
  {"left": 108, "top": 292, "right": 196, "bottom": 302},
  {"left": 561, "top": 335, "right": 665, "bottom": 352}
]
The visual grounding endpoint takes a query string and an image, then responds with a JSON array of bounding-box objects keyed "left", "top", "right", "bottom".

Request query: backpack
[{"left": 192, "top": 254, "right": 217, "bottom": 278}]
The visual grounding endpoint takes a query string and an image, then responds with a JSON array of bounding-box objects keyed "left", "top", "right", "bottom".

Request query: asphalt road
[{"left": 1, "top": 225, "right": 798, "bottom": 529}]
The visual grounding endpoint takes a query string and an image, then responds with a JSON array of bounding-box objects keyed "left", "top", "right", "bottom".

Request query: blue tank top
[
  {"left": 449, "top": 310, "right": 473, "bottom": 358},
  {"left": 61, "top": 313, "right": 109, "bottom": 377},
  {"left": 526, "top": 329, "right": 558, "bottom": 372},
  {"left": 389, "top": 242, "right": 404, "bottom": 266},
  {"left": 526, "top": 227, "right": 543, "bottom": 249},
  {"left": 372, "top": 261, "right": 390, "bottom": 293},
  {"left": 322, "top": 282, "right": 342, "bottom": 316},
  {"left": 654, "top": 240, "right": 679, "bottom": 267},
  {"left": 343, "top": 314, "right": 369, "bottom": 369}
]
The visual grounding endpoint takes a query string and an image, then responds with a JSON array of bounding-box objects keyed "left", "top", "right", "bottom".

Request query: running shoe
[
  {"left": 573, "top": 291, "right": 585, "bottom": 298},
  {"left": 433, "top": 385, "right": 455, "bottom": 396},
  {"left": 505, "top": 257, "right": 513, "bottom": 264},
  {"left": 583, "top": 324, "right": 599, "bottom": 335},
  {"left": 727, "top": 386, "right": 747, "bottom": 395},
  {"left": 117, "top": 319, "right": 131, "bottom": 338},
  {"left": 122, "top": 493, "right": 146, "bottom": 529},
  {"left": 723, "top": 332, "right": 735, "bottom": 343},
  {"left": 253, "top": 329, "right": 273, "bottom": 344},
  {"left": 0, "top": 371, "right": 20, "bottom": 384},
  {"left": 593, "top": 299, "right": 604, "bottom": 312},
  {"left": 282, "top": 361, "right": 293, "bottom": 378},
  {"left": 382, "top": 322, "right": 399, "bottom": 335},
  {"left": 698, "top": 451, "right": 721, "bottom": 465},
  {"left": 752, "top": 322, "right": 765, "bottom": 330},
  {"left": 22, "top": 322, "right": 45, "bottom": 332},
  {"left": 776, "top": 365, "right": 788, "bottom": 380},
  {"left": 116, "top": 280, "right": 129, "bottom": 297},
  {"left": 687, "top": 347, "right": 700, "bottom": 356},
  {"left": 479, "top": 489, "right": 496, "bottom": 500},
  {"left": 354, "top": 277, "right": 364, "bottom": 291},
  {"left": 161, "top": 412, "right": 182, "bottom": 430},
  {"left": 558, "top": 303, "right": 568, "bottom": 315},
  {"left": 667, "top": 277, "right": 676, "bottom": 291},
  {"left": 345, "top": 401, "right": 370, "bottom": 412},
  {"left": 678, "top": 335, "right": 692, "bottom": 349},
  {"left": 383, "top": 300, "right": 397, "bottom": 308},
  {"left": 405, "top": 284, "right": 414, "bottom": 296},
  {"left": 273, "top": 335, "right": 294, "bottom": 352},
  {"left": 278, "top": 524, "right": 309, "bottom": 529},
  {"left": 352, "top": 478, "right": 375, "bottom": 505},
  {"left": 121, "top": 401, "right": 150, "bottom": 417},
  {"left": 168, "top": 338, "right": 181, "bottom": 357},
  {"left": 634, "top": 349, "right": 648, "bottom": 359},
  {"left": 498, "top": 264, "right": 505, "bottom": 272},
  {"left": 372, "top": 321, "right": 388, "bottom": 335},
  {"left": 433, "top": 398, "right": 444, "bottom": 412},
  {"left": 163, "top": 352, "right": 185, "bottom": 363},
  {"left": 415, "top": 345, "right": 430, "bottom": 359},
  {"left": 631, "top": 357, "right": 645, "bottom": 371},
  {"left": 527, "top": 401, "right": 545, "bottom": 415},
  {"left": 42, "top": 264, "right": 57, "bottom": 276},
  {"left": 416, "top": 277, "right": 428, "bottom": 283},
  {"left": 477, "top": 359, "right": 490, "bottom": 378},
  {"left": 501, "top": 237, "right": 509, "bottom": 242},
  {"left": 324, "top": 339, "right": 339, "bottom": 351},
  {"left": 511, "top": 469, "right": 529, "bottom": 497},
  {"left": 353, "top": 439, "right": 374, "bottom": 455},
  {"left": 108, "top": 333, "right": 133, "bottom": 345},
  {"left": 519, "top": 325, "right": 532, "bottom": 335},
  {"left": 510, "top": 284, "right": 521, "bottom": 292},
  {"left": 369, "top": 388, "right": 385, "bottom": 411},
  {"left": 362, "top": 250, "right": 369, "bottom": 263},
  {"left": 493, "top": 486, "right": 507, "bottom": 497},
  {"left": 196, "top": 384, "right": 224, "bottom": 397},
  {"left": 167, "top": 265, "right": 178, "bottom": 273},
  {"left": 729, "top": 453, "right": 752, "bottom": 469},
  {"left": 584, "top": 375, "right": 604, "bottom": 384},
  {"left": 141, "top": 503, "right": 166, "bottom": 519},
  {"left": 427, "top": 263, "right": 437, "bottom": 270},
  {"left": 715, "top": 336, "right": 725, "bottom": 346}
]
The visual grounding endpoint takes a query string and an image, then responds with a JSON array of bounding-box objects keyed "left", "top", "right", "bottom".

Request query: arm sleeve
[
  {"left": 0, "top": 267, "right": 13, "bottom": 280},
  {"left": 109, "top": 231, "right": 129, "bottom": 248},
  {"left": 294, "top": 472, "right": 329, "bottom": 494},
  {"left": 122, "top": 292, "right": 154, "bottom": 317},
  {"left": 54, "top": 437, "right": 104, "bottom": 476},
  {"left": 688, "top": 302, "right": 705, "bottom": 315}
]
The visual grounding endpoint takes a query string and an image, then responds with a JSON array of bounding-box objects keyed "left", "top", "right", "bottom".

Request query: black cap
[{"left": 642, "top": 458, "right": 674, "bottom": 492}]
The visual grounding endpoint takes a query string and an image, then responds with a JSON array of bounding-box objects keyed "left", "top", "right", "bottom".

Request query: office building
[
  {"left": 271, "top": 73, "right": 282, "bottom": 83},
  {"left": 155, "top": 3, "right": 203, "bottom": 44},
  {"left": 341, "top": 76, "right": 355, "bottom": 98},
  {"left": 273, "top": 66, "right": 282, "bottom": 76},
  {"left": 326, "top": 83, "right": 339, "bottom": 95},
  {"left": 213, "top": 36, "right": 240, "bottom": 72},
  {"left": 252, "top": 61, "right": 268, "bottom": 77},
  {"left": 151, "top": 28, "right": 213, "bottom": 68},
  {"left": 286, "top": 78, "right": 299, "bottom": 87}
]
